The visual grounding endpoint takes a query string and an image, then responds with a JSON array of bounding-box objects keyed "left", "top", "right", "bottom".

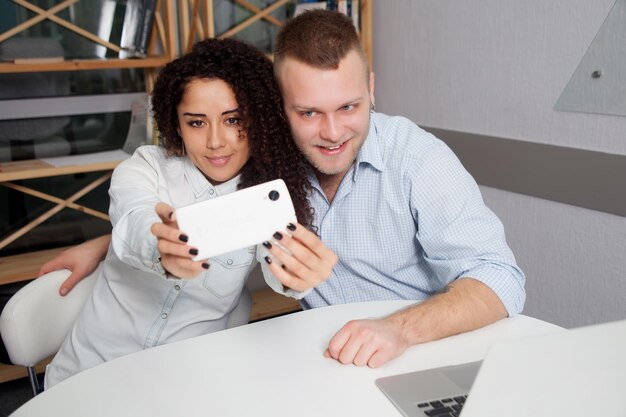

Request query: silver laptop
[{"left": 376, "top": 319, "right": 626, "bottom": 417}]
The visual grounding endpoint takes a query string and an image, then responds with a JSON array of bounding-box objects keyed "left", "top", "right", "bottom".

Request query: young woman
[{"left": 44, "top": 38, "right": 337, "bottom": 388}]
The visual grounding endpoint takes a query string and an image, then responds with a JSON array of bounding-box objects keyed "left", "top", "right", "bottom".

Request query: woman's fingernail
[
  {"left": 287, "top": 223, "right": 296, "bottom": 231},
  {"left": 264, "top": 256, "right": 272, "bottom": 264},
  {"left": 263, "top": 241, "right": 272, "bottom": 249},
  {"left": 168, "top": 211, "right": 173, "bottom": 219},
  {"left": 179, "top": 234, "right": 188, "bottom": 242},
  {"left": 202, "top": 262, "right": 210, "bottom": 269},
  {"left": 273, "top": 232, "right": 283, "bottom": 240},
  {"left": 60, "top": 288, "right": 68, "bottom": 296},
  {"left": 189, "top": 248, "right": 198, "bottom": 256}
]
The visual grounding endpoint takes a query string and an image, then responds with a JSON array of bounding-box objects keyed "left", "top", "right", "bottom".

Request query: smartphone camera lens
[{"left": 269, "top": 190, "right": 280, "bottom": 201}]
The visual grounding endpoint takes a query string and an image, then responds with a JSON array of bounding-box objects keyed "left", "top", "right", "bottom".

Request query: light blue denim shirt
[
  {"left": 45, "top": 146, "right": 290, "bottom": 388},
  {"left": 302, "top": 113, "right": 526, "bottom": 315}
]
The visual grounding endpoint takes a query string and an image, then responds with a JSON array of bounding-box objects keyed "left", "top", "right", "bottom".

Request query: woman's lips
[{"left": 205, "top": 155, "right": 231, "bottom": 166}]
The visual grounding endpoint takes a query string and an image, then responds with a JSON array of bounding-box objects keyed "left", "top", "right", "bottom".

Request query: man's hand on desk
[
  {"left": 324, "top": 317, "right": 410, "bottom": 368},
  {"left": 38, "top": 234, "right": 111, "bottom": 296},
  {"left": 323, "top": 279, "right": 509, "bottom": 368}
]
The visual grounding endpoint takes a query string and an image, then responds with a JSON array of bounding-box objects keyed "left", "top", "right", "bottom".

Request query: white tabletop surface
[{"left": 12, "top": 300, "right": 563, "bottom": 417}]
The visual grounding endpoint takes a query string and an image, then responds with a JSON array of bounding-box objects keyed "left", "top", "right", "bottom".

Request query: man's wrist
[{"left": 384, "top": 310, "right": 413, "bottom": 346}]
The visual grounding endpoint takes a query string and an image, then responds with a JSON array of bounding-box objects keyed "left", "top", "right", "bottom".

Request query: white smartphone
[{"left": 175, "top": 179, "right": 296, "bottom": 260}]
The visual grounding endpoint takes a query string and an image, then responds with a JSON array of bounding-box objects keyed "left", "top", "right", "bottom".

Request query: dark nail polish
[
  {"left": 179, "top": 234, "right": 188, "bottom": 242},
  {"left": 263, "top": 241, "right": 272, "bottom": 249},
  {"left": 264, "top": 256, "right": 272, "bottom": 264},
  {"left": 273, "top": 232, "right": 283, "bottom": 240},
  {"left": 189, "top": 248, "right": 198, "bottom": 256},
  {"left": 202, "top": 262, "right": 210, "bottom": 269},
  {"left": 287, "top": 223, "right": 296, "bottom": 231}
]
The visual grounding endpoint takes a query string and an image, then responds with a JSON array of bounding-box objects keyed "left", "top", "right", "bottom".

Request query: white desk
[{"left": 12, "top": 300, "right": 562, "bottom": 417}]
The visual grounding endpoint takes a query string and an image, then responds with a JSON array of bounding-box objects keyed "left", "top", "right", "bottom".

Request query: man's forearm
[
  {"left": 386, "top": 278, "right": 508, "bottom": 346},
  {"left": 87, "top": 234, "right": 112, "bottom": 261}
]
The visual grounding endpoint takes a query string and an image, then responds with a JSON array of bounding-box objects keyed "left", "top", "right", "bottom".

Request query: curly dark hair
[{"left": 151, "top": 38, "right": 313, "bottom": 227}]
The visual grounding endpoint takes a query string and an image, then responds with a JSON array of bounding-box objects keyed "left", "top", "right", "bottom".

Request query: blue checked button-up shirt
[{"left": 301, "top": 112, "right": 525, "bottom": 315}]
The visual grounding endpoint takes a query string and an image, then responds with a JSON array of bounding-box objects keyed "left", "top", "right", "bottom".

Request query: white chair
[
  {"left": 0, "top": 264, "right": 252, "bottom": 395},
  {"left": 0, "top": 263, "right": 252, "bottom": 396},
  {"left": 0, "top": 266, "right": 99, "bottom": 396}
]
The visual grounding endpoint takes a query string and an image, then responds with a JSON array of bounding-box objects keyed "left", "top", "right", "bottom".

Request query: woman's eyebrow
[
  {"left": 182, "top": 108, "right": 239, "bottom": 117},
  {"left": 222, "top": 108, "right": 239, "bottom": 116}
]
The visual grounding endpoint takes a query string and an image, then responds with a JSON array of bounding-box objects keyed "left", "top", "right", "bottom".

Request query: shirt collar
[
  {"left": 214, "top": 174, "right": 240, "bottom": 195},
  {"left": 182, "top": 156, "right": 240, "bottom": 197},
  {"left": 355, "top": 112, "right": 385, "bottom": 174}
]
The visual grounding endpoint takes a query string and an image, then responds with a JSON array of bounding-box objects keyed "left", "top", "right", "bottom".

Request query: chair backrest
[{"left": 0, "top": 265, "right": 99, "bottom": 367}]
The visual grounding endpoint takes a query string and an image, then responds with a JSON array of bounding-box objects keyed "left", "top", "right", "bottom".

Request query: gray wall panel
[
  {"left": 426, "top": 127, "right": 626, "bottom": 217},
  {"left": 373, "top": 0, "right": 626, "bottom": 328}
]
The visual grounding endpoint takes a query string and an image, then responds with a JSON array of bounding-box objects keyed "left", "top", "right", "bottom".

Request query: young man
[{"left": 40, "top": 10, "right": 525, "bottom": 368}]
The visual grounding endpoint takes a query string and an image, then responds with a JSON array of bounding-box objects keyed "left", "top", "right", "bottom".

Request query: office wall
[{"left": 372, "top": 0, "right": 626, "bottom": 328}]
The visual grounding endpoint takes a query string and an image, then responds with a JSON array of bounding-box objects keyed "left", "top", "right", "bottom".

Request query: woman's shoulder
[
  {"left": 130, "top": 145, "right": 168, "bottom": 161},
  {"left": 113, "top": 146, "right": 180, "bottom": 180},
  {"left": 116, "top": 145, "right": 171, "bottom": 169}
]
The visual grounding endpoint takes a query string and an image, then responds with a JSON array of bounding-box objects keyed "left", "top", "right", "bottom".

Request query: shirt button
[
  {"left": 174, "top": 285, "right": 181, "bottom": 291},
  {"left": 209, "top": 189, "right": 215, "bottom": 195},
  {"left": 227, "top": 259, "right": 233, "bottom": 265},
  {"left": 161, "top": 313, "right": 168, "bottom": 319}
]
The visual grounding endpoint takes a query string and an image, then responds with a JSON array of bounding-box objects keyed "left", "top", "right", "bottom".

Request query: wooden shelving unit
[
  {"left": 0, "top": 0, "right": 176, "bottom": 280},
  {"left": 0, "top": 0, "right": 177, "bottom": 385}
]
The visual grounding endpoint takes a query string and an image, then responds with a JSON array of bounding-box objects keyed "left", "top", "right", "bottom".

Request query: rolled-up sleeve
[
  {"left": 109, "top": 151, "right": 165, "bottom": 277},
  {"left": 411, "top": 142, "right": 526, "bottom": 315}
]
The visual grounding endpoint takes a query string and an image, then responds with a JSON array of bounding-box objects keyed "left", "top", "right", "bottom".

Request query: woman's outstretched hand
[{"left": 151, "top": 202, "right": 209, "bottom": 279}]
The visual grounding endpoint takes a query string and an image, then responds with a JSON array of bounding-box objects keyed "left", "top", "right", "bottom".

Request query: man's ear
[{"left": 369, "top": 72, "right": 375, "bottom": 108}]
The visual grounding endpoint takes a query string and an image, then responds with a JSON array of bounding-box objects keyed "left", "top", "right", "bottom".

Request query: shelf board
[
  {"left": 0, "top": 57, "right": 170, "bottom": 74},
  {"left": 250, "top": 289, "right": 302, "bottom": 322},
  {"left": 0, "top": 158, "right": 121, "bottom": 182},
  {"left": 0, "top": 358, "right": 50, "bottom": 385},
  {"left": 0, "top": 246, "right": 70, "bottom": 285}
]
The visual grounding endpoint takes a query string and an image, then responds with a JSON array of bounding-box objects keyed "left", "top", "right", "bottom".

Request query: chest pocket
[{"left": 202, "top": 246, "right": 256, "bottom": 297}]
